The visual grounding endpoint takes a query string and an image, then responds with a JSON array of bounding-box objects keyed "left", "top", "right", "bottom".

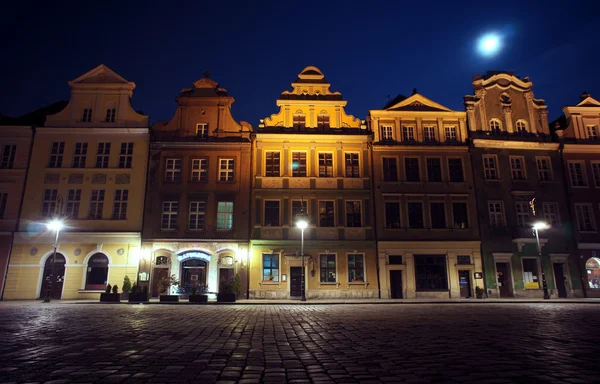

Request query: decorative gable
[
  {"left": 385, "top": 93, "right": 452, "bottom": 112},
  {"left": 68, "top": 64, "right": 131, "bottom": 87}
]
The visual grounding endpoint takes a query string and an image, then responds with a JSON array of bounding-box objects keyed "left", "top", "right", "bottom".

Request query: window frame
[
  {"left": 318, "top": 200, "right": 335, "bottom": 227},
  {"left": 72, "top": 142, "right": 88, "bottom": 168},
  {"left": 319, "top": 253, "right": 337, "bottom": 283},
  {"left": 415, "top": 255, "right": 448, "bottom": 291},
  {"left": 568, "top": 161, "right": 588, "bottom": 187},
  {"left": 515, "top": 201, "right": 530, "bottom": 227},
  {"left": 82, "top": 108, "right": 92, "bottom": 123},
  {"left": 451, "top": 201, "right": 469, "bottom": 229},
  {"left": 161, "top": 200, "right": 178, "bottom": 231},
  {"left": 66, "top": 189, "right": 83, "bottom": 220},
  {"left": 444, "top": 126, "right": 457, "bottom": 142},
  {"left": 591, "top": 161, "right": 600, "bottom": 187},
  {"left": 423, "top": 126, "right": 436, "bottom": 142},
  {"left": 344, "top": 152, "right": 360, "bottom": 178},
  {"left": 188, "top": 201, "right": 206, "bottom": 231},
  {"left": 515, "top": 119, "right": 528, "bottom": 134},
  {"left": 345, "top": 200, "right": 362, "bottom": 227},
  {"left": 542, "top": 202, "right": 560, "bottom": 228},
  {"left": 575, "top": 203, "right": 596, "bottom": 232},
  {"left": 263, "top": 200, "right": 281, "bottom": 227},
  {"left": 536, "top": 156, "right": 553, "bottom": 181},
  {"left": 191, "top": 158, "right": 208, "bottom": 182},
  {"left": 317, "top": 114, "right": 330, "bottom": 129},
  {"left": 509, "top": 156, "right": 527, "bottom": 180},
  {"left": 105, "top": 107, "right": 116, "bottom": 123},
  {"left": 488, "top": 201, "right": 505, "bottom": 227},
  {"left": 164, "top": 158, "right": 182, "bottom": 182},
  {"left": 489, "top": 119, "right": 502, "bottom": 134},
  {"left": 407, "top": 201, "right": 424, "bottom": 229},
  {"left": 522, "top": 257, "right": 541, "bottom": 289},
  {"left": 426, "top": 157, "right": 442, "bottom": 182},
  {"left": 347, "top": 253, "right": 365, "bottom": 283},
  {"left": 404, "top": 157, "right": 420, "bottom": 182},
  {"left": 262, "top": 253, "right": 280, "bottom": 282},
  {"left": 218, "top": 158, "right": 235, "bottom": 182},
  {"left": 382, "top": 157, "right": 399, "bottom": 182},
  {"left": 216, "top": 201, "right": 234, "bottom": 230},
  {"left": 264, "top": 151, "right": 281, "bottom": 177},
  {"left": 384, "top": 200, "right": 401, "bottom": 229},
  {"left": 318, "top": 152, "right": 334, "bottom": 178},
  {"left": 483, "top": 155, "right": 499, "bottom": 180},
  {"left": 95, "top": 142, "right": 111, "bottom": 169},
  {"left": 112, "top": 189, "right": 128, "bottom": 220},
  {"left": 381, "top": 125, "right": 394, "bottom": 141},
  {"left": 196, "top": 123, "right": 208, "bottom": 138},
  {"left": 292, "top": 113, "right": 306, "bottom": 129},
  {"left": 447, "top": 157, "right": 464, "bottom": 182},
  {"left": 41, "top": 189, "right": 57, "bottom": 218},
  {"left": 88, "top": 189, "right": 105, "bottom": 219},
  {"left": 587, "top": 125, "right": 598, "bottom": 140},
  {"left": 402, "top": 125, "right": 415, "bottom": 142},
  {"left": 429, "top": 201, "right": 446, "bottom": 229},
  {"left": 48, "top": 142, "right": 65, "bottom": 168},
  {"left": 0, "top": 192, "right": 7, "bottom": 218},
  {"left": 0, "top": 144, "right": 16, "bottom": 169},
  {"left": 291, "top": 151, "right": 307, "bottom": 177}
]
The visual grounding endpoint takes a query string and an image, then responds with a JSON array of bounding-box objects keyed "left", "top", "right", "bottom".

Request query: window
[
  {"left": 407, "top": 202, "right": 424, "bottom": 228},
  {"left": 112, "top": 189, "right": 128, "bottom": 219},
  {"left": 381, "top": 125, "right": 393, "bottom": 140},
  {"left": 319, "top": 201, "right": 335, "bottom": 227},
  {"left": 536, "top": 157, "right": 553, "bottom": 181},
  {"left": 72, "top": 143, "right": 87, "bottom": 168},
  {"left": 48, "top": 142, "right": 65, "bottom": 168},
  {"left": 264, "top": 201, "right": 280, "bottom": 226},
  {"left": 423, "top": 126, "right": 436, "bottom": 142},
  {"left": 196, "top": 123, "right": 208, "bottom": 138},
  {"left": 452, "top": 202, "right": 469, "bottom": 229},
  {"left": 515, "top": 201, "right": 530, "bottom": 227},
  {"left": 405, "top": 158, "right": 420, "bottom": 181},
  {"left": 510, "top": 156, "right": 526, "bottom": 180},
  {"left": 317, "top": 114, "right": 330, "bottom": 129},
  {"left": 165, "top": 159, "right": 181, "bottom": 182},
  {"left": 515, "top": 120, "right": 527, "bottom": 134},
  {"left": 118, "top": 143, "right": 133, "bottom": 168},
  {"left": 293, "top": 114, "right": 305, "bottom": 129},
  {"left": 585, "top": 257, "right": 600, "bottom": 289},
  {"left": 219, "top": 159, "right": 235, "bottom": 181},
  {"left": 488, "top": 201, "right": 505, "bottom": 227},
  {"left": 426, "top": 158, "right": 442, "bottom": 182},
  {"left": 592, "top": 162, "right": 600, "bottom": 187},
  {"left": 189, "top": 201, "right": 206, "bottom": 230},
  {"left": 445, "top": 127, "right": 457, "bottom": 141},
  {"left": 41, "top": 189, "right": 57, "bottom": 218},
  {"left": 348, "top": 254, "right": 364, "bottom": 282},
  {"left": 85, "top": 253, "right": 109, "bottom": 290},
  {"left": 291, "top": 200, "right": 308, "bottom": 224},
  {"left": 345, "top": 201, "right": 362, "bottom": 227},
  {"left": 489, "top": 119, "right": 501, "bottom": 134},
  {"left": 191, "top": 159, "right": 207, "bottom": 181},
  {"left": 217, "top": 201, "right": 233, "bottom": 230},
  {"left": 522, "top": 258, "right": 539, "bottom": 289},
  {"left": 483, "top": 155, "right": 498, "bottom": 180},
  {"left": 1, "top": 144, "right": 16, "bottom": 168},
  {"left": 382, "top": 158, "right": 398, "bottom": 181},
  {"left": 575, "top": 204, "right": 596, "bottom": 231},
  {"left": 95, "top": 142, "right": 111, "bottom": 168},
  {"left": 320, "top": 254, "right": 336, "bottom": 283},
  {"left": 402, "top": 126, "right": 415, "bottom": 141},
  {"left": 587, "top": 125, "right": 598, "bottom": 140},
  {"left": 265, "top": 152, "right": 280, "bottom": 177},
  {"left": 65, "top": 189, "right": 81, "bottom": 219},
  {"left": 345, "top": 153, "right": 360, "bottom": 178},
  {"left": 263, "top": 254, "right": 279, "bottom": 281},
  {"left": 457, "top": 256, "right": 471, "bottom": 265},
  {"left": 448, "top": 158, "right": 464, "bottom": 182},
  {"left": 292, "top": 152, "right": 307, "bottom": 177},
  {"left": 0, "top": 193, "right": 7, "bottom": 218},
  {"left": 82, "top": 108, "right": 92, "bottom": 122},
  {"left": 161, "top": 201, "right": 178, "bottom": 230},
  {"left": 543, "top": 203, "right": 560, "bottom": 227},
  {"left": 569, "top": 162, "right": 587, "bottom": 186},
  {"left": 105, "top": 108, "right": 116, "bottom": 122},
  {"left": 430, "top": 202, "right": 446, "bottom": 229},
  {"left": 415, "top": 255, "right": 448, "bottom": 291},
  {"left": 319, "top": 153, "right": 333, "bottom": 177},
  {"left": 385, "top": 202, "right": 401, "bottom": 228},
  {"left": 88, "top": 190, "right": 105, "bottom": 219}
]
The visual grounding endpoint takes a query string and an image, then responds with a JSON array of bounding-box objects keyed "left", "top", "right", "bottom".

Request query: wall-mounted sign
[
  {"left": 281, "top": 274, "right": 287, "bottom": 282},
  {"left": 139, "top": 272, "right": 149, "bottom": 282},
  {"left": 474, "top": 272, "right": 483, "bottom": 279}
]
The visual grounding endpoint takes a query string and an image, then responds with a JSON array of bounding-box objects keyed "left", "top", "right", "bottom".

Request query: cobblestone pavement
[{"left": 1, "top": 303, "right": 599, "bottom": 384}]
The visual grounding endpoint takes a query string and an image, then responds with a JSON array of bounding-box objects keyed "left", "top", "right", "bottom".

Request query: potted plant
[
  {"left": 234, "top": 273, "right": 242, "bottom": 299},
  {"left": 475, "top": 286, "right": 485, "bottom": 299},
  {"left": 217, "top": 278, "right": 236, "bottom": 303},
  {"left": 158, "top": 274, "right": 180, "bottom": 302},
  {"left": 189, "top": 283, "right": 208, "bottom": 304},
  {"left": 121, "top": 276, "right": 132, "bottom": 300},
  {"left": 128, "top": 283, "right": 149, "bottom": 302},
  {"left": 100, "top": 284, "right": 120, "bottom": 302}
]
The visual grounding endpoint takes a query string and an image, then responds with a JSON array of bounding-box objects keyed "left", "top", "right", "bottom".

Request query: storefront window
[
  {"left": 415, "top": 255, "right": 448, "bottom": 291},
  {"left": 86, "top": 253, "right": 109, "bottom": 290},
  {"left": 586, "top": 257, "right": 600, "bottom": 289},
  {"left": 523, "top": 258, "right": 540, "bottom": 289}
]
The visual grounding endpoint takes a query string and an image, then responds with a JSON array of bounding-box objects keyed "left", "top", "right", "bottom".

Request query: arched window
[
  {"left": 293, "top": 110, "right": 306, "bottom": 129},
  {"left": 489, "top": 119, "right": 502, "bottom": 135},
  {"left": 586, "top": 257, "right": 600, "bottom": 289},
  {"left": 317, "top": 110, "right": 330, "bottom": 129},
  {"left": 85, "top": 253, "right": 109, "bottom": 290},
  {"left": 515, "top": 120, "right": 528, "bottom": 134},
  {"left": 105, "top": 101, "right": 117, "bottom": 123}
]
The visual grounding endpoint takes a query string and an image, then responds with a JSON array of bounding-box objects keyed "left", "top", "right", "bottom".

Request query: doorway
[
  {"left": 290, "top": 267, "right": 302, "bottom": 297},
  {"left": 40, "top": 253, "right": 66, "bottom": 300},
  {"left": 182, "top": 259, "right": 207, "bottom": 290},
  {"left": 389, "top": 270, "right": 403, "bottom": 298},
  {"left": 458, "top": 270, "right": 472, "bottom": 298},
  {"left": 152, "top": 268, "right": 169, "bottom": 297},
  {"left": 553, "top": 263, "right": 567, "bottom": 298},
  {"left": 219, "top": 268, "right": 234, "bottom": 291},
  {"left": 496, "top": 262, "right": 513, "bottom": 297}
]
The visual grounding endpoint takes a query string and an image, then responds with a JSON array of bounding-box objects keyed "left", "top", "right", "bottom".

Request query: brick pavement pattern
[{"left": 0, "top": 303, "right": 599, "bottom": 383}]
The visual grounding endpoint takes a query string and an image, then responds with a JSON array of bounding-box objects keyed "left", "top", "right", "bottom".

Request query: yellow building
[
  {"left": 3, "top": 65, "right": 149, "bottom": 300},
  {"left": 250, "top": 66, "right": 377, "bottom": 299}
]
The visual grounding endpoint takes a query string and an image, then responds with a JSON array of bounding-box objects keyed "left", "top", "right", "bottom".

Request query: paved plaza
[{"left": 0, "top": 303, "right": 599, "bottom": 383}]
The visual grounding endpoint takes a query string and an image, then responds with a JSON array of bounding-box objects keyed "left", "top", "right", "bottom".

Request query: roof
[
  {"left": 0, "top": 101, "right": 68, "bottom": 126},
  {"left": 179, "top": 77, "right": 229, "bottom": 97}
]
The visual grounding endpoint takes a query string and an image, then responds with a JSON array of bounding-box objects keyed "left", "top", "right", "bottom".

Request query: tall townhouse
[
  {"left": 3, "top": 65, "right": 149, "bottom": 300},
  {"left": 555, "top": 92, "right": 600, "bottom": 298},
  {"left": 141, "top": 75, "right": 252, "bottom": 298},
  {"left": 250, "top": 66, "right": 376, "bottom": 299},
  {"left": 369, "top": 90, "right": 481, "bottom": 299},
  {"left": 466, "top": 71, "right": 581, "bottom": 298}
]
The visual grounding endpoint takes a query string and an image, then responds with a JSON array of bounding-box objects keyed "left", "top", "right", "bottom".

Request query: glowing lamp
[
  {"left": 296, "top": 213, "right": 309, "bottom": 229},
  {"left": 532, "top": 222, "right": 549, "bottom": 230},
  {"left": 47, "top": 219, "right": 64, "bottom": 232}
]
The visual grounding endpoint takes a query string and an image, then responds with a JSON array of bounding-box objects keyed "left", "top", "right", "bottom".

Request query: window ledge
[
  {"left": 260, "top": 282, "right": 280, "bottom": 285},
  {"left": 319, "top": 282, "right": 338, "bottom": 286},
  {"left": 349, "top": 282, "right": 366, "bottom": 285}
]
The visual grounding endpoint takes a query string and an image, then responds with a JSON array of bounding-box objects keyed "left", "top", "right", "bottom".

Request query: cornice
[
  {"left": 37, "top": 127, "right": 149, "bottom": 135},
  {"left": 563, "top": 143, "right": 600, "bottom": 153},
  {"left": 472, "top": 139, "right": 558, "bottom": 150}
]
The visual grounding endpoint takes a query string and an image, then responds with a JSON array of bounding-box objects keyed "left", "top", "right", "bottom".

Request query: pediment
[
  {"left": 385, "top": 93, "right": 452, "bottom": 112},
  {"left": 577, "top": 96, "right": 600, "bottom": 107},
  {"left": 69, "top": 64, "right": 130, "bottom": 85}
]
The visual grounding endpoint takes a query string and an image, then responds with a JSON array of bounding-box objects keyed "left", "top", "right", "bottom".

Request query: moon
[{"left": 477, "top": 33, "right": 502, "bottom": 57}]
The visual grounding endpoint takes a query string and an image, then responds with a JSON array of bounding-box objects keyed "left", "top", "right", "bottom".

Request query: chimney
[{"left": 581, "top": 91, "right": 591, "bottom": 102}]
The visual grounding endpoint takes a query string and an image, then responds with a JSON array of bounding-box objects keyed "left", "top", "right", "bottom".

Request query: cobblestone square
[{"left": 0, "top": 303, "right": 599, "bottom": 383}]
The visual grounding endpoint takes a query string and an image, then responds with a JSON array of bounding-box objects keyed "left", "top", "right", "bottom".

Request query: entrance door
[
  {"left": 389, "top": 270, "right": 403, "bottom": 298},
  {"left": 496, "top": 262, "right": 513, "bottom": 297},
  {"left": 219, "top": 268, "right": 234, "bottom": 291},
  {"left": 41, "top": 254, "right": 66, "bottom": 300},
  {"left": 290, "top": 267, "right": 302, "bottom": 297},
  {"left": 152, "top": 268, "right": 169, "bottom": 297},
  {"left": 553, "top": 263, "right": 567, "bottom": 298},
  {"left": 458, "top": 270, "right": 471, "bottom": 298},
  {"left": 182, "top": 259, "right": 207, "bottom": 290}
]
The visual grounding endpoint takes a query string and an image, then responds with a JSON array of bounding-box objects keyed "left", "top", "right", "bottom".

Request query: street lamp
[
  {"left": 295, "top": 208, "right": 309, "bottom": 302},
  {"left": 532, "top": 221, "right": 550, "bottom": 300},
  {"left": 43, "top": 219, "right": 64, "bottom": 303}
]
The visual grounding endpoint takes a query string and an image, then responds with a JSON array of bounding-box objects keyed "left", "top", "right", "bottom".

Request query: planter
[
  {"left": 189, "top": 294, "right": 208, "bottom": 304},
  {"left": 100, "top": 293, "right": 120, "bottom": 303},
  {"left": 121, "top": 292, "right": 130, "bottom": 301},
  {"left": 217, "top": 293, "right": 236, "bottom": 303},
  {"left": 129, "top": 292, "right": 149, "bottom": 302},
  {"left": 159, "top": 295, "right": 179, "bottom": 302}
]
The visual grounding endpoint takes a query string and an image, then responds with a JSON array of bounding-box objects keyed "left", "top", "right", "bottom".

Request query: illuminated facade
[
  {"left": 250, "top": 66, "right": 377, "bottom": 299},
  {"left": 555, "top": 93, "right": 600, "bottom": 297},
  {"left": 369, "top": 91, "right": 481, "bottom": 299},
  {"left": 141, "top": 75, "right": 252, "bottom": 298},
  {"left": 3, "top": 65, "right": 149, "bottom": 300},
  {"left": 466, "top": 72, "right": 581, "bottom": 298}
]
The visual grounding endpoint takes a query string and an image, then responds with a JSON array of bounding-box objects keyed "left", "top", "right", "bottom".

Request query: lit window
[
  {"left": 88, "top": 190, "right": 105, "bottom": 219},
  {"left": 219, "top": 159, "right": 235, "bottom": 181},
  {"left": 263, "top": 254, "right": 279, "bottom": 281},
  {"left": 292, "top": 152, "right": 307, "bottom": 177},
  {"left": 161, "top": 201, "right": 178, "bottom": 230},
  {"left": 112, "top": 189, "right": 128, "bottom": 220},
  {"left": 0, "top": 144, "right": 16, "bottom": 169},
  {"left": 523, "top": 259, "right": 540, "bottom": 289},
  {"left": 191, "top": 159, "right": 207, "bottom": 181},
  {"left": 95, "top": 143, "right": 111, "bottom": 168},
  {"left": 72, "top": 142, "right": 87, "bottom": 168},
  {"left": 165, "top": 158, "right": 182, "bottom": 182},
  {"left": 217, "top": 201, "right": 234, "bottom": 230}
]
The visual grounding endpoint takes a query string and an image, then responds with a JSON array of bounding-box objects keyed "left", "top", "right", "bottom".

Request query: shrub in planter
[
  {"left": 112, "top": 285, "right": 119, "bottom": 294},
  {"left": 128, "top": 284, "right": 149, "bottom": 302},
  {"left": 217, "top": 279, "right": 236, "bottom": 303},
  {"left": 189, "top": 284, "right": 208, "bottom": 304},
  {"left": 159, "top": 294, "right": 179, "bottom": 302},
  {"left": 475, "top": 286, "right": 486, "bottom": 299},
  {"left": 105, "top": 284, "right": 112, "bottom": 294},
  {"left": 121, "top": 276, "right": 132, "bottom": 300},
  {"left": 100, "top": 283, "right": 120, "bottom": 302}
]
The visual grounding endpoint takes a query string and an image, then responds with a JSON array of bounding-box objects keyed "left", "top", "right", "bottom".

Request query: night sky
[{"left": 1, "top": 0, "right": 598, "bottom": 125}]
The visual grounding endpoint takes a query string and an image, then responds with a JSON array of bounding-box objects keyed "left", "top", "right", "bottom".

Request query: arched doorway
[
  {"left": 85, "top": 253, "right": 109, "bottom": 290},
  {"left": 182, "top": 259, "right": 208, "bottom": 290},
  {"left": 41, "top": 253, "right": 66, "bottom": 300}
]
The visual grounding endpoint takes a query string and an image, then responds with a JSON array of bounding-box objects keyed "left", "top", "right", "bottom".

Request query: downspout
[{"left": 368, "top": 129, "right": 382, "bottom": 299}]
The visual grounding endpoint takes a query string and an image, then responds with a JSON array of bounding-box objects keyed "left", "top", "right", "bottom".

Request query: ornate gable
[
  {"left": 68, "top": 64, "right": 131, "bottom": 86},
  {"left": 385, "top": 93, "right": 452, "bottom": 112}
]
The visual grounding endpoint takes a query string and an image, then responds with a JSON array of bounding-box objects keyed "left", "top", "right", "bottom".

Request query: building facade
[
  {"left": 250, "top": 66, "right": 377, "bottom": 299},
  {"left": 369, "top": 91, "right": 482, "bottom": 299},
  {"left": 466, "top": 72, "right": 581, "bottom": 298},
  {"left": 556, "top": 93, "right": 600, "bottom": 297},
  {"left": 3, "top": 65, "right": 149, "bottom": 300},
  {"left": 141, "top": 75, "right": 252, "bottom": 298}
]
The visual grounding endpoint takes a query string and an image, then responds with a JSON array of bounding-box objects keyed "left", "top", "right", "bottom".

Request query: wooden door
[
  {"left": 41, "top": 254, "right": 66, "bottom": 300},
  {"left": 389, "top": 270, "right": 403, "bottom": 299},
  {"left": 290, "top": 267, "right": 302, "bottom": 297},
  {"left": 496, "top": 263, "right": 513, "bottom": 297},
  {"left": 553, "top": 263, "right": 567, "bottom": 298},
  {"left": 152, "top": 268, "right": 169, "bottom": 297},
  {"left": 458, "top": 270, "right": 471, "bottom": 298}
]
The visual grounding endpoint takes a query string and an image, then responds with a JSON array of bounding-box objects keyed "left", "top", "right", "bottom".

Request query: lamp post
[
  {"left": 43, "top": 219, "right": 64, "bottom": 303},
  {"left": 533, "top": 221, "right": 550, "bottom": 300},
  {"left": 295, "top": 209, "right": 309, "bottom": 302}
]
